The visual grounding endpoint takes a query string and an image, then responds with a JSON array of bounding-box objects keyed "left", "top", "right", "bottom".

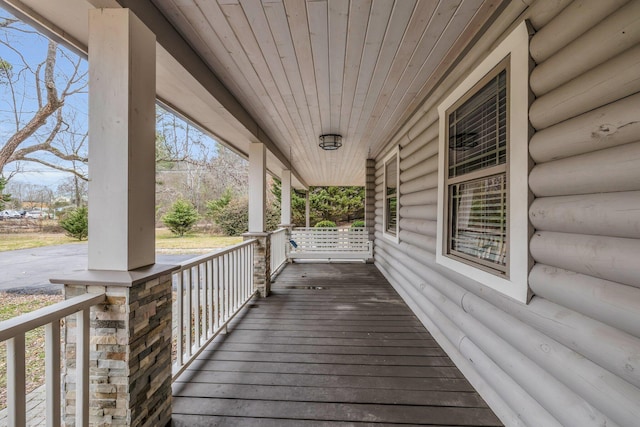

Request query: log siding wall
[{"left": 373, "top": 1, "right": 640, "bottom": 426}]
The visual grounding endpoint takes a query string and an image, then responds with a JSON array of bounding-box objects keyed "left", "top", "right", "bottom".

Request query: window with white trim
[
  {"left": 436, "top": 21, "right": 531, "bottom": 303},
  {"left": 383, "top": 148, "right": 399, "bottom": 242},
  {"left": 447, "top": 63, "right": 508, "bottom": 274}
]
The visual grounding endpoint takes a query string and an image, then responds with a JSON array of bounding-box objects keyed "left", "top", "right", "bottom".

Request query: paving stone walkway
[{"left": 0, "top": 385, "right": 47, "bottom": 426}]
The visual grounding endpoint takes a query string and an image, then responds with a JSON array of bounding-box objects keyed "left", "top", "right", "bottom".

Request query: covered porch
[
  {"left": 2, "top": 0, "right": 638, "bottom": 426},
  {"left": 0, "top": 1, "right": 545, "bottom": 425},
  {"left": 172, "top": 262, "right": 501, "bottom": 426}
]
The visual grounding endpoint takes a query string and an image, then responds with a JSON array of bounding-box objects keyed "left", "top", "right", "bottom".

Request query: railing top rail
[
  {"left": 292, "top": 229, "right": 369, "bottom": 238},
  {"left": 0, "top": 293, "right": 105, "bottom": 342},
  {"left": 177, "top": 238, "right": 257, "bottom": 271},
  {"left": 293, "top": 227, "right": 367, "bottom": 231}
]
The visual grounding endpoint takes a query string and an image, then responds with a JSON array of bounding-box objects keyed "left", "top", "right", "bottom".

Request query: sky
[
  {"left": 0, "top": 7, "right": 219, "bottom": 192},
  {"left": 0, "top": 8, "right": 89, "bottom": 189}
]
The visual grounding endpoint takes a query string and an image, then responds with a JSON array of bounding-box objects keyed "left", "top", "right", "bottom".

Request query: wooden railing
[
  {"left": 0, "top": 292, "right": 106, "bottom": 427},
  {"left": 270, "top": 228, "right": 287, "bottom": 277},
  {"left": 172, "top": 239, "right": 257, "bottom": 379},
  {"left": 1, "top": 240, "right": 259, "bottom": 425},
  {"left": 289, "top": 227, "right": 373, "bottom": 261}
]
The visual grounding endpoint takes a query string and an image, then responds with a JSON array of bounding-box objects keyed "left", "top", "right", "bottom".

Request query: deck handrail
[
  {"left": 270, "top": 228, "right": 287, "bottom": 278},
  {"left": 0, "top": 292, "right": 106, "bottom": 427},
  {"left": 172, "top": 238, "right": 257, "bottom": 380},
  {"left": 1, "top": 239, "right": 260, "bottom": 425},
  {"left": 177, "top": 238, "right": 257, "bottom": 270}
]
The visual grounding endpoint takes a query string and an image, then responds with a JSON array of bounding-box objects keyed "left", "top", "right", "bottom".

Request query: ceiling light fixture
[{"left": 319, "top": 134, "right": 342, "bottom": 151}]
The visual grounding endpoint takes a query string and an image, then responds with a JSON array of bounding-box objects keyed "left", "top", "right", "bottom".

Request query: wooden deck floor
[{"left": 172, "top": 263, "right": 502, "bottom": 426}]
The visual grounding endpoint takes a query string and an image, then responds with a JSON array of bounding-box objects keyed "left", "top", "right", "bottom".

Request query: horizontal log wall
[{"left": 373, "top": 0, "right": 640, "bottom": 426}]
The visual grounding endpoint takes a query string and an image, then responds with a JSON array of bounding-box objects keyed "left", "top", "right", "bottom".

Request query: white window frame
[
  {"left": 382, "top": 147, "right": 400, "bottom": 243},
  {"left": 436, "top": 21, "right": 531, "bottom": 303}
]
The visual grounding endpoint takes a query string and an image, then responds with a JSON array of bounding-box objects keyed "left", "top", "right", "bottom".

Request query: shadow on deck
[{"left": 171, "top": 263, "right": 502, "bottom": 426}]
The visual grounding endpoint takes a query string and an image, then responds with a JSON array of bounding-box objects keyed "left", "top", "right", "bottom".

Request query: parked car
[
  {"left": 0, "top": 209, "right": 22, "bottom": 219},
  {"left": 25, "top": 210, "right": 46, "bottom": 219}
]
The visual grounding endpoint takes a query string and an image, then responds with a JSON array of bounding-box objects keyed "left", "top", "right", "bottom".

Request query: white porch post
[
  {"left": 279, "top": 169, "right": 294, "bottom": 266},
  {"left": 88, "top": 8, "right": 156, "bottom": 271},
  {"left": 56, "top": 10, "right": 175, "bottom": 427},
  {"left": 280, "top": 169, "right": 292, "bottom": 225},
  {"left": 248, "top": 143, "right": 266, "bottom": 233},
  {"left": 305, "top": 190, "right": 311, "bottom": 227},
  {"left": 245, "top": 142, "right": 271, "bottom": 296},
  {"left": 365, "top": 159, "right": 376, "bottom": 241}
]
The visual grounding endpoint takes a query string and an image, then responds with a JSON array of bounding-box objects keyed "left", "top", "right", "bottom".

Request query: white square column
[
  {"left": 365, "top": 159, "right": 376, "bottom": 241},
  {"left": 280, "top": 169, "right": 292, "bottom": 225},
  {"left": 245, "top": 142, "right": 270, "bottom": 296},
  {"left": 248, "top": 143, "right": 266, "bottom": 233},
  {"left": 305, "top": 191, "right": 310, "bottom": 228},
  {"left": 88, "top": 9, "right": 156, "bottom": 270}
]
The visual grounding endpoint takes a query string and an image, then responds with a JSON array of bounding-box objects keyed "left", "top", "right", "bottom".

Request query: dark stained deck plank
[
  {"left": 174, "top": 371, "right": 476, "bottom": 392},
  {"left": 231, "top": 323, "right": 428, "bottom": 333},
  {"left": 221, "top": 329, "right": 432, "bottom": 339},
  {"left": 172, "top": 414, "right": 471, "bottom": 427},
  {"left": 233, "top": 318, "right": 424, "bottom": 331},
  {"left": 187, "top": 360, "right": 465, "bottom": 378},
  {"left": 262, "top": 292, "right": 404, "bottom": 298},
  {"left": 197, "top": 350, "right": 452, "bottom": 366},
  {"left": 172, "top": 397, "right": 501, "bottom": 426},
  {"left": 173, "top": 383, "right": 488, "bottom": 407},
  {"left": 239, "top": 311, "right": 412, "bottom": 316},
  {"left": 238, "top": 314, "right": 419, "bottom": 321},
  {"left": 209, "top": 342, "right": 448, "bottom": 356},
  {"left": 172, "top": 263, "right": 502, "bottom": 426},
  {"left": 207, "top": 335, "right": 439, "bottom": 347}
]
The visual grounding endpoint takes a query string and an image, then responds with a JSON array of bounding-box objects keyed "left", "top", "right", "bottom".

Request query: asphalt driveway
[{"left": 0, "top": 243, "right": 196, "bottom": 293}]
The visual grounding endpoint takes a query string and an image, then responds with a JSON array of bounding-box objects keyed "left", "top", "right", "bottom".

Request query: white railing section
[
  {"left": 172, "top": 239, "right": 256, "bottom": 380},
  {"left": 270, "top": 228, "right": 287, "bottom": 277},
  {"left": 0, "top": 240, "right": 260, "bottom": 425},
  {"left": 0, "top": 292, "right": 105, "bottom": 427},
  {"left": 289, "top": 227, "right": 373, "bottom": 260}
]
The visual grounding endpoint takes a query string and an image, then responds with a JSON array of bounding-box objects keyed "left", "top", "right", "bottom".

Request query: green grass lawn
[
  {"left": 0, "top": 233, "right": 78, "bottom": 252},
  {"left": 155, "top": 228, "right": 242, "bottom": 251},
  {"left": 0, "top": 228, "right": 243, "bottom": 252}
]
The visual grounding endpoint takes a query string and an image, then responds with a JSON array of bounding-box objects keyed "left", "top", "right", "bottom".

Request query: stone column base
[
  {"left": 52, "top": 264, "right": 178, "bottom": 426},
  {"left": 278, "top": 224, "right": 295, "bottom": 264},
  {"left": 242, "top": 232, "right": 271, "bottom": 297}
]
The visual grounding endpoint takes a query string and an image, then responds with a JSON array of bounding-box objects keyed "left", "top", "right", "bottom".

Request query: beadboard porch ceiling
[
  {"left": 150, "top": 0, "right": 499, "bottom": 186},
  {"left": 2, "top": 0, "right": 502, "bottom": 186}
]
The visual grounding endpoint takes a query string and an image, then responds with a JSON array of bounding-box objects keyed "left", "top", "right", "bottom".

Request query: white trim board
[
  {"left": 382, "top": 146, "right": 400, "bottom": 244},
  {"left": 436, "top": 21, "right": 532, "bottom": 304}
]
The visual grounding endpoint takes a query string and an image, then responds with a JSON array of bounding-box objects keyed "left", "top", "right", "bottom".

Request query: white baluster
[
  {"left": 45, "top": 321, "right": 61, "bottom": 427},
  {"left": 7, "top": 334, "right": 26, "bottom": 427}
]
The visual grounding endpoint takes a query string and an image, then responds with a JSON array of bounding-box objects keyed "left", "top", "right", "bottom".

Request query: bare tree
[
  {"left": 5, "top": 180, "right": 53, "bottom": 210},
  {"left": 155, "top": 105, "right": 250, "bottom": 215},
  {"left": 207, "top": 145, "right": 248, "bottom": 195},
  {"left": 156, "top": 107, "right": 209, "bottom": 168},
  {"left": 0, "top": 14, "right": 88, "bottom": 179},
  {"left": 56, "top": 174, "right": 87, "bottom": 208}
]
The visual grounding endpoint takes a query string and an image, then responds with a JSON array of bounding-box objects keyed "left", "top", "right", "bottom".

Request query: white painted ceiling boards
[{"left": 150, "top": 0, "right": 498, "bottom": 185}]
